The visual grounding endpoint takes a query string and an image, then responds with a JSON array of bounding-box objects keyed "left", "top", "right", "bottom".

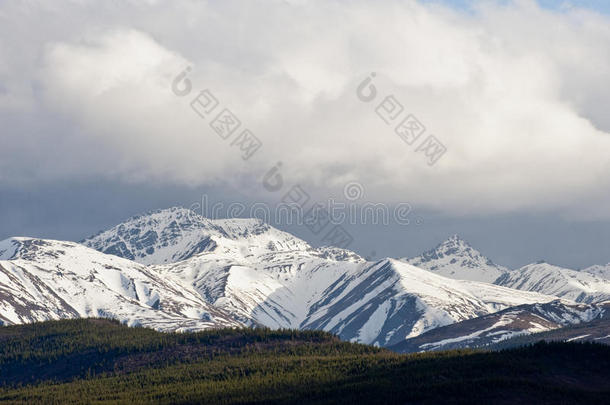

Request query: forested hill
[{"left": 0, "top": 319, "right": 609, "bottom": 404}]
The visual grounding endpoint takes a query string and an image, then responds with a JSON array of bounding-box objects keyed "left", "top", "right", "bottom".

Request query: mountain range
[{"left": 0, "top": 207, "right": 608, "bottom": 350}]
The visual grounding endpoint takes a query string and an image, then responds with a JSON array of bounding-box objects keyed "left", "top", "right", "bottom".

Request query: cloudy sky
[{"left": 1, "top": 0, "right": 610, "bottom": 269}]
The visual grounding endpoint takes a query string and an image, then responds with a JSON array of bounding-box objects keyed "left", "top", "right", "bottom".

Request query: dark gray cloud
[{"left": 1, "top": 181, "right": 609, "bottom": 270}]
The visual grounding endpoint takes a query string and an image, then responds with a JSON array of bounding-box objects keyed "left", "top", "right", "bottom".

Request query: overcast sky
[{"left": 1, "top": 0, "right": 610, "bottom": 269}]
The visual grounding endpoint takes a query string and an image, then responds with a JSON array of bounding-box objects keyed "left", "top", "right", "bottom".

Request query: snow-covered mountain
[
  {"left": 2, "top": 207, "right": 610, "bottom": 350},
  {"left": 83, "top": 207, "right": 312, "bottom": 265},
  {"left": 404, "top": 236, "right": 610, "bottom": 305},
  {"left": 155, "top": 253, "right": 556, "bottom": 346},
  {"left": 404, "top": 235, "right": 509, "bottom": 283},
  {"left": 81, "top": 208, "right": 558, "bottom": 346},
  {"left": 494, "top": 262, "right": 610, "bottom": 304},
  {"left": 390, "top": 300, "right": 608, "bottom": 353},
  {"left": 582, "top": 264, "right": 610, "bottom": 280},
  {"left": 3, "top": 229, "right": 552, "bottom": 346},
  {"left": 295, "top": 259, "right": 556, "bottom": 346},
  {"left": 0, "top": 237, "right": 242, "bottom": 331}
]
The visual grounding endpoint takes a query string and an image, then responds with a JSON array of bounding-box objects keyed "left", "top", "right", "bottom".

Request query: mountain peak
[
  {"left": 120, "top": 206, "right": 198, "bottom": 225},
  {"left": 82, "top": 206, "right": 311, "bottom": 265},
  {"left": 404, "top": 235, "right": 508, "bottom": 283},
  {"left": 424, "top": 235, "right": 476, "bottom": 260},
  {"left": 439, "top": 234, "right": 472, "bottom": 249}
]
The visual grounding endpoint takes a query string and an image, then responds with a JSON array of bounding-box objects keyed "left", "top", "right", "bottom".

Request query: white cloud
[{"left": 1, "top": 0, "right": 610, "bottom": 218}]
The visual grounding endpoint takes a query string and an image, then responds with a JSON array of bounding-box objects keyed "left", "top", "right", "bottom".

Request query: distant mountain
[
  {"left": 494, "top": 262, "right": 610, "bottom": 303},
  {"left": 403, "top": 235, "right": 508, "bottom": 283},
  {"left": 390, "top": 300, "right": 608, "bottom": 353},
  {"left": 83, "top": 207, "right": 312, "bottom": 265},
  {"left": 404, "top": 235, "right": 610, "bottom": 304}
]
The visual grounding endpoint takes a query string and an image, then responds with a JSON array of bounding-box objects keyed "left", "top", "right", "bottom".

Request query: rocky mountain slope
[
  {"left": 494, "top": 262, "right": 610, "bottom": 304},
  {"left": 390, "top": 300, "right": 608, "bottom": 353},
  {"left": 489, "top": 316, "right": 610, "bottom": 349},
  {"left": 0, "top": 237, "right": 241, "bottom": 331}
]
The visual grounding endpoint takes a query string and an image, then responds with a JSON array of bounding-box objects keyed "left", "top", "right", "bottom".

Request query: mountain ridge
[{"left": 1, "top": 207, "right": 609, "bottom": 350}]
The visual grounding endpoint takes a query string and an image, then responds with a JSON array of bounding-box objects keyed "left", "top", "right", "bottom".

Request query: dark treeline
[{"left": 0, "top": 318, "right": 608, "bottom": 404}]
